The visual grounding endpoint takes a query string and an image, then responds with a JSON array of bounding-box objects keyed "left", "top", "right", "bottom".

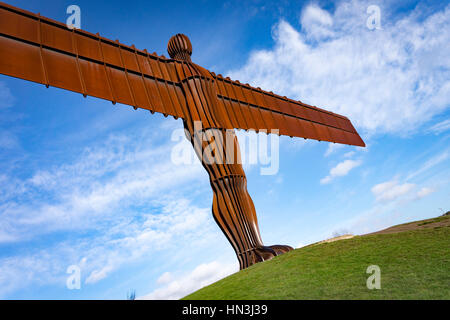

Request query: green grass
[
  {"left": 418, "top": 215, "right": 448, "bottom": 226},
  {"left": 183, "top": 225, "right": 449, "bottom": 300}
]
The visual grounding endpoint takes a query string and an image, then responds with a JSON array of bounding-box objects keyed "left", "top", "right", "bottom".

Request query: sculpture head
[{"left": 167, "top": 33, "right": 192, "bottom": 61}]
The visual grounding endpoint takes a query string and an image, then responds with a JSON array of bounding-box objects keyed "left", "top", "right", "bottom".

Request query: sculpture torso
[{"left": 176, "top": 60, "right": 246, "bottom": 182}]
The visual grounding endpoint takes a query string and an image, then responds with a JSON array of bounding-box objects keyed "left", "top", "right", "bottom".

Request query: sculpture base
[{"left": 239, "top": 244, "right": 294, "bottom": 270}]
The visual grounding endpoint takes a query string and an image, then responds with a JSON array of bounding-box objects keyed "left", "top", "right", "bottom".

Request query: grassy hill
[{"left": 183, "top": 214, "right": 450, "bottom": 300}]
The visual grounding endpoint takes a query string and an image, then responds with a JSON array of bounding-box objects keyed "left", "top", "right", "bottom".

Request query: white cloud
[
  {"left": 228, "top": 1, "right": 450, "bottom": 135},
  {"left": 139, "top": 260, "right": 237, "bottom": 300},
  {"left": 320, "top": 159, "right": 361, "bottom": 184},
  {"left": 300, "top": 4, "right": 334, "bottom": 40},
  {"left": 428, "top": 119, "right": 450, "bottom": 134},
  {"left": 371, "top": 180, "right": 415, "bottom": 202}
]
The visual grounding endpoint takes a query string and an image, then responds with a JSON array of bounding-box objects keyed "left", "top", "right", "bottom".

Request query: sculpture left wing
[{"left": 0, "top": 2, "right": 188, "bottom": 119}]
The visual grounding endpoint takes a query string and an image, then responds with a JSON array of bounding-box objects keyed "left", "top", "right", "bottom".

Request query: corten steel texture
[{"left": 0, "top": 2, "right": 365, "bottom": 269}]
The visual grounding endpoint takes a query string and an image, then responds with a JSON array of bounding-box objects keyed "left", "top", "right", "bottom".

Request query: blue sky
[{"left": 0, "top": 0, "right": 449, "bottom": 299}]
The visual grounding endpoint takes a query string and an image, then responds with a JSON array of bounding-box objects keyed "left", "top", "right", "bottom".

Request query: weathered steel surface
[
  {"left": 214, "top": 77, "right": 365, "bottom": 146},
  {"left": 0, "top": 2, "right": 186, "bottom": 118},
  {"left": 0, "top": 2, "right": 365, "bottom": 269},
  {"left": 166, "top": 34, "right": 294, "bottom": 268}
]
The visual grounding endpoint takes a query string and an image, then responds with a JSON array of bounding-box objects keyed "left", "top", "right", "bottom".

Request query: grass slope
[{"left": 184, "top": 215, "right": 450, "bottom": 300}]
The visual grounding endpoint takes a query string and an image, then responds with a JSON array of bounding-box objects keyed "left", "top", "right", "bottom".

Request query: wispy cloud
[
  {"left": 371, "top": 179, "right": 436, "bottom": 203},
  {"left": 415, "top": 187, "right": 434, "bottom": 199},
  {"left": 0, "top": 130, "right": 19, "bottom": 149},
  {"left": 324, "top": 143, "right": 344, "bottom": 157},
  {"left": 0, "top": 195, "right": 217, "bottom": 297},
  {"left": 406, "top": 151, "right": 449, "bottom": 181},
  {"left": 0, "top": 82, "right": 19, "bottom": 151},
  {"left": 0, "top": 124, "right": 227, "bottom": 297},
  {"left": 0, "top": 81, "right": 14, "bottom": 109},
  {"left": 0, "top": 129, "right": 207, "bottom": 242},
  {"left": 80, "top": 197, "right": 213, "bottom": 284},
  {"left": 428, "top": 119, "right": 450, "bottom": 135},
  {"left": 333, "top": 181, "right": 437, "bottom": 236},
  {"left": 371, "top": 180, "right": 416, "bottom": 202}
]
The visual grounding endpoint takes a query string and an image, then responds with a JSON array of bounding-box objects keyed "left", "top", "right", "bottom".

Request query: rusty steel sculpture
[{"left": 0, "top": 2, "right": 365, "bottom": 270}]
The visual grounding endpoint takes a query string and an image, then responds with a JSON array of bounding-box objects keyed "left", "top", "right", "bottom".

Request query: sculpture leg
[
  {"left": 211, "top": 174, "right": 293, "bottom": 269},
  {"left": 192, "top": 127, "right": 292, "bottom": 269}
]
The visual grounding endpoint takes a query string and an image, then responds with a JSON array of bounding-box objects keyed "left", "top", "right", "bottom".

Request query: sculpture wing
[
  {"left": 0, "top": 2, "right": 365, "bottom": 147},
  {"left": 214, "top": 75, "right": 365, "bottom": 147},
  {"left": 0, "top": 2, "right": 186, "bottom": 119}
]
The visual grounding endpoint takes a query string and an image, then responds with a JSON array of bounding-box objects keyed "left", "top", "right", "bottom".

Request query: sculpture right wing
[
  {"left": 0, "top": 2, "right": 187, "bottom": 119},
  {"left": 213, "top": 75, "right": 365, "bottom": 147}
]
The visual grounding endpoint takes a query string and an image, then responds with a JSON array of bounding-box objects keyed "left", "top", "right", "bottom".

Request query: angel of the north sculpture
[{"left": 0, "top": 2, "right": 365, "bottom": 270}]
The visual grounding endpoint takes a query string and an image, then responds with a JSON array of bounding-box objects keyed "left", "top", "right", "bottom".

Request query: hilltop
[{"left": 183, "top": 214, "right": 450, "bottom": 299}]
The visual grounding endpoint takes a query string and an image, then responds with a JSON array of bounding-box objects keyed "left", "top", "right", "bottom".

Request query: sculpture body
[
  {"left": 0, "top": 3, "right": 365, "bottom": 269},
  {"left": 169, "top": 35, "right": 292, "bottom": 268}
]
